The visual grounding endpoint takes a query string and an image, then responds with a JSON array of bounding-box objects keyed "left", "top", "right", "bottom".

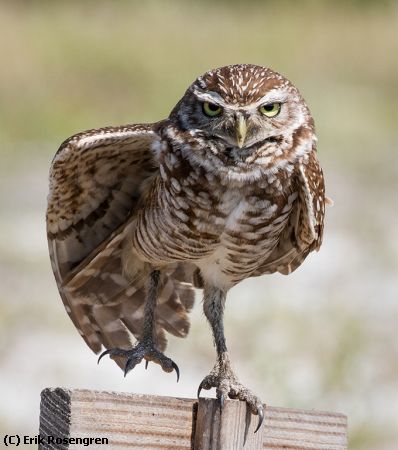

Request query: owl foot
[
  {"left": 98, "top": 342, "right": 180, "bottom": 382},
  {"left": 197, "top": 359, "right": 264, "bottom": 433}
]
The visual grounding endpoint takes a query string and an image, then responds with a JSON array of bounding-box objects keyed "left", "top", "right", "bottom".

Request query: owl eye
[
  {"left": 259, "top": 102, "right": 281, "bottom": 117},
  {"left": 202, "top": 102, "right": 223, "bottom": 117}
]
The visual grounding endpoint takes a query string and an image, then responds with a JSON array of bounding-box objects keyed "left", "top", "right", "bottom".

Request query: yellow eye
[
  {"left": 202, "top": 102, "right": 223, "bottom": 117},
  {"left": 259, "top": 102, "right": 281, "bottom": 117}
]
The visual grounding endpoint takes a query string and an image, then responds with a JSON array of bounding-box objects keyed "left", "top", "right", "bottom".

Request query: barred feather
[{"left": 47, "top": 124, "right": 196, "bottom": 365}]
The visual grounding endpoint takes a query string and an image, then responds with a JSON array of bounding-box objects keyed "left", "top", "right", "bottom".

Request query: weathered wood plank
[
  {"left": 39, "top": 388, "right": 347, "bottom": 450},
  {"left": 261, "top": 407, "right": 347, "bottom": 450},
  {"left": 194, "top": 397, "right": 264, "bottom": 449}
]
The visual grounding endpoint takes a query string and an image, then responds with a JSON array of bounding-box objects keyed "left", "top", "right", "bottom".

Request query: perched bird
[{"left": 47, "top": 64, "right": 327, "bottom": 431}]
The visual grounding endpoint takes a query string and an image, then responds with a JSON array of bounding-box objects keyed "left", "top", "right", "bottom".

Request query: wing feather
[
  {"left": 47, "top": 123, "right": 195, "bottom": 364},
  {"left": 254, "top": 149, "right": 326, "bottom": 276}
]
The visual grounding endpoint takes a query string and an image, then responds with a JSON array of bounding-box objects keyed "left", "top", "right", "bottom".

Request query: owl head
[{"left": 168, "top": 64, "right": 315, "bottom": 181}]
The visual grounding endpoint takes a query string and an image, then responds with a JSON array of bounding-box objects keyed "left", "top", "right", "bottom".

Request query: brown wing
[
  {"left": 254, "top": 149, "right": 326, "bottom": 276},
  {"left": 47, "top": 123, "right": 195, "bottom": 366}
]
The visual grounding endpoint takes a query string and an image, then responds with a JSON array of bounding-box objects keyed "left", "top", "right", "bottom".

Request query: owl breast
[
  {"left": 194, "top": 189, "right": 298, "bottom": 289},
  {"left": 133, "top": 154, "right": 297, "bottom": 289}
]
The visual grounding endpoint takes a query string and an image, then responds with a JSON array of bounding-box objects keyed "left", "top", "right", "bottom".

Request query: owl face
[{"left": 170, "top": 64, "right": 314, "bottom": 180}]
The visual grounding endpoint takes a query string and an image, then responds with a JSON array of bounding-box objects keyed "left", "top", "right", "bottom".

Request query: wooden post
[
  {"left": 194, "top": 397, "right": 264, "bottom": 449},
  {"left": 39, "top": 388, "right": 347, "bottom": 450}
]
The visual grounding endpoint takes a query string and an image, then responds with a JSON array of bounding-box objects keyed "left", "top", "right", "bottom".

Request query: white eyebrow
[
  {"left": 254, "top": 89, "right": 289, "bottom": 107},
  {"left": 193, "top": 87, "right": 289, "bottom": 111},
  {"left": 193, "top": 88, "right": 226, "bottom": 105}
]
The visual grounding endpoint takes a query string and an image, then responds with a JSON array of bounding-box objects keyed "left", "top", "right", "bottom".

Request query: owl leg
[
  {"left": 198, "top": 285, "right": 264, "bottom": 432},
  {"left": 98, "top": 270, "right": 179, "bottom": 381}
]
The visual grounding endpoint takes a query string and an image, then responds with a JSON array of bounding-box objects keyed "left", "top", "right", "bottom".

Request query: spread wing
[
  {"left": 47, "top": 123, "right": 195, "bottom": 366},
  {"left": 254, "top": 149, "right": 326, "bottom": 276}
]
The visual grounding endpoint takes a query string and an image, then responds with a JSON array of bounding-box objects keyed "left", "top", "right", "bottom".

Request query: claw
[
  {"left": 97, "top": 348, "right": 125, "bottom": 364},
  {"left": 172, "top": 361, "right": 180, "bottom": 382},
  {"left": 98, "top": 345, "right": 179, "bottom": 382},
  {"left": 197, "top": 381, "right": 204, "bottom": 399},
  {"left": 124, "top": 356, "right": 140, "bottom": 377},
  {"left": 219, "top": 392, "right": 225, "bottom": 411},
  {"left": 244, "top": 404, "right": 251, "bottom": 445},
  {"left": 254, "top": 405, "right": 264, "bottom": 433},
  {"left": 97, "top": 349, "right": 111, "bottom": 364}
]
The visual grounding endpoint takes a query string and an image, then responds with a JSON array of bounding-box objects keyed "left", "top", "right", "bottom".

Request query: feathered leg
[
  {"left": 98, "top": 270, "right": 179, "bottom": 380},
  {"left": 198, "top": 285, "right": 264, "bottom": 432}
]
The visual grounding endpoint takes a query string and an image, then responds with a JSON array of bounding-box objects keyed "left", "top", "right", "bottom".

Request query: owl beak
[{"left": 235, "top": 115, "right": 247, "bottom": 148}]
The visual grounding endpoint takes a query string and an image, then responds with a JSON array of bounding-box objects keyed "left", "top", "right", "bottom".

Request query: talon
[
  {"left": 172, "top": 361, "right": 180, "bottom": 382},
  {"left": 98, "top": 349, "right": 112, "bottom": 364},
  {"left": 145, "top": 360, "right": 149, "bottom": 370},
  {"left": 197, "top": 381, "right": 204, "bottom": 399},
  {"left": 97, "top": 348, "right": 125, "bottom": 364},
  {"left": 254, "top": 405, "right": 264, "bottom": 433},
  {"left": 219, "top": 392, "right": 225, "bottom": 411},
  {"left": 124, "top": 356, "right": 140, "bottom": 377}
]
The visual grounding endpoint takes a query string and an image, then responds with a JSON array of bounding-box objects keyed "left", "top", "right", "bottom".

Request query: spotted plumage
[{"left": 47, "top": 64, "right": 327, "bottom": 426}]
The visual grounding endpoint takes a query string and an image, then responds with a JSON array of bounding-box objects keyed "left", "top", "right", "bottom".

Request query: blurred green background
[{"left": 0, "top": 1, "right": 397, "bottom": 448}]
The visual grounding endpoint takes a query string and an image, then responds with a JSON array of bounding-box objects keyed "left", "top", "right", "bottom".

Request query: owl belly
[
  {"left": 196, "top": 198, "right": 294, "bottom": 289},
  {"left": 134, "top": 183, "right": 297, "bottom": 288}
]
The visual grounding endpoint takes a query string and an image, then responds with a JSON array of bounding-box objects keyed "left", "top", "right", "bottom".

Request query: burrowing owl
[{"left": 47, "top": 64, "right": 327, "bottom": 431}]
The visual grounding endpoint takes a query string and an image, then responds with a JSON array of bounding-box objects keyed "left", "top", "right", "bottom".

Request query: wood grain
[
  {"left": 194, "top": 397, "right": 264, "bottom": 449},
  {"left": 39, "top": 388, "right": 347, "bottom": 450}
]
